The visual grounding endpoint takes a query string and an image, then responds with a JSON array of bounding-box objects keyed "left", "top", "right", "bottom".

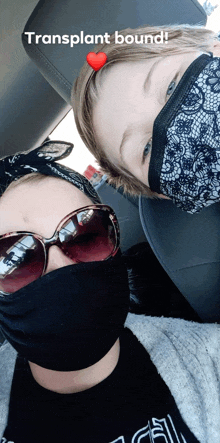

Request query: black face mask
[{"left": 0, "top": 258, "right": 130, "bottom": 371}]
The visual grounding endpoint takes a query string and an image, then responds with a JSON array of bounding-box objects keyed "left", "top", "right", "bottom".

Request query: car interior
[{"left": 2, "top": 0, "right": 220, "bottom": 327}]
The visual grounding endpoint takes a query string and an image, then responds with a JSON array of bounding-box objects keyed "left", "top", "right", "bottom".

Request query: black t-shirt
[{"left": 2, "top": 328, "right": 199, "bottom": 443}]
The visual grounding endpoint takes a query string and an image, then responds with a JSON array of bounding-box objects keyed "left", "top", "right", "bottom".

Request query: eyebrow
[
  {"left": 119, "top": 126, "right": 151, "bottom": 163},
  {"left": 119, "top": 126, "right": 135, "bottom": 158},
  {"left": 119, "top": 60, "right": 158, "bottom": 158},
  {"left": 143, "top": 59, "right": 159, "bottom": 92}
]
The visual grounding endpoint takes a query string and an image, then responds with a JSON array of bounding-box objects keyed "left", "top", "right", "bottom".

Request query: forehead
[
  {"left": 92, "top": 50, "right": 201, "bottom": 174},
  {"left": 93, "top": 59, "right": 157, "bottom": 154},
  {"left": 0, "top": 176, "right": 92, "bottom": 236},
  {"left": 92, "top": 56, "right": 176, "bottom": 170}
]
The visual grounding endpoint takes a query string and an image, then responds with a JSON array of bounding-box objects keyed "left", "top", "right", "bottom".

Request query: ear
[{"left": 210, "top": 40, "right": 220, "bottom": 57}]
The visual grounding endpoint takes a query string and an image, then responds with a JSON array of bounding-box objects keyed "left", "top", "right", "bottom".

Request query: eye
[
  {"left": 166, "top": 79, "right": 177, "bottom": 98},
  {"left": 142, "top": 138, "right": 152, "bottom": 163}
]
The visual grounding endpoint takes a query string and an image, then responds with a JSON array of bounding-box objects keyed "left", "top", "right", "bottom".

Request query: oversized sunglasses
[{"left": 0, "top": 204, "right": 120, "bottom": 295}]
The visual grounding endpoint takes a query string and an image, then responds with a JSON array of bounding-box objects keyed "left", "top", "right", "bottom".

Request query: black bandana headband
[{"left": 0, "top": 140, "right": 101, "bottom": 204}]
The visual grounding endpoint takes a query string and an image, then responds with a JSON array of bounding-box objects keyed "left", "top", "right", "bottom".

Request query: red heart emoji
[{"left": 86, "top": 52, "right": 107, "bottom": 71}]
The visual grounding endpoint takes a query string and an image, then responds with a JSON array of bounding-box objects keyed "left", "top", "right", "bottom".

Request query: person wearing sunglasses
[{"left": 0, "top": 141, "right": 220, "bottom": 443}]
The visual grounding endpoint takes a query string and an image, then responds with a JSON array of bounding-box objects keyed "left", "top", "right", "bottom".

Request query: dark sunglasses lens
[
  {"left": 59, "top": 208, "right": 117, "bottom": 262},
  {"left": 0, "top": 235, "right": 45, "bottom": 294}
]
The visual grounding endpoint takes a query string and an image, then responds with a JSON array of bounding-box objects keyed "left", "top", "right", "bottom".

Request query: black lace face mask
[{"left": 149, "top": 53, "right": 220, "bottom": 214}]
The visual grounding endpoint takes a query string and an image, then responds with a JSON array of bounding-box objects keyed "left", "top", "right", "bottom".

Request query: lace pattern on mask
[{"left": 160, "top": 57, "right": 220, "bottom": 213}]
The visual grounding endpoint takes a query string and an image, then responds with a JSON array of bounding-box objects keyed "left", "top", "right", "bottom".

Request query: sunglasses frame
[{"left": 0, "top": 204, "right": 120, "bottom": 286}]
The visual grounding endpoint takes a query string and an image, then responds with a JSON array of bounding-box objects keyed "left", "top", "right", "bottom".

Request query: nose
[{"left": 45, "top": 245, "right": 75, "bottom": 274}]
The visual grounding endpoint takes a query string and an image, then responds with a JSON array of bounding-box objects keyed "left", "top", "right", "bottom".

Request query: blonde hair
[{"left": 72, "top": 24, "right": 216, "bottom": 196}]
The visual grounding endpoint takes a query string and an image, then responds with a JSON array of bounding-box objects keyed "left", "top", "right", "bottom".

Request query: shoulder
[
  {"left": 125, "top": 314, "right": 220, "bottom": 442},
  {"left": 125, "top": 313, "right": 220, "bottom": 358},
  {"left": 0, "top": 340, "right": 17, "bottom": 386},
  {"left": 0, "top": 340, "right": 17, "bottom": 438},
  {"left": 0, "top": 339, "right": 17, "bottom": 397}
]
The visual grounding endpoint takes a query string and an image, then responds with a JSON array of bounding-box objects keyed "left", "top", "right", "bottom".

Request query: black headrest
[{"left": 22, "top": 0, "right": 206, "bottom": 104}]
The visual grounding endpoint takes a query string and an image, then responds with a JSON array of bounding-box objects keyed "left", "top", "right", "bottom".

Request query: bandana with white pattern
[{"left": 0, "top": 140, "right": 101, "bottom": 204}]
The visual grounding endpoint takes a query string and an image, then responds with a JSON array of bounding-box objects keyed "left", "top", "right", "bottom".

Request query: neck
[{"left": 29, "top": 339, "right": 120, "bottom": 394}]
